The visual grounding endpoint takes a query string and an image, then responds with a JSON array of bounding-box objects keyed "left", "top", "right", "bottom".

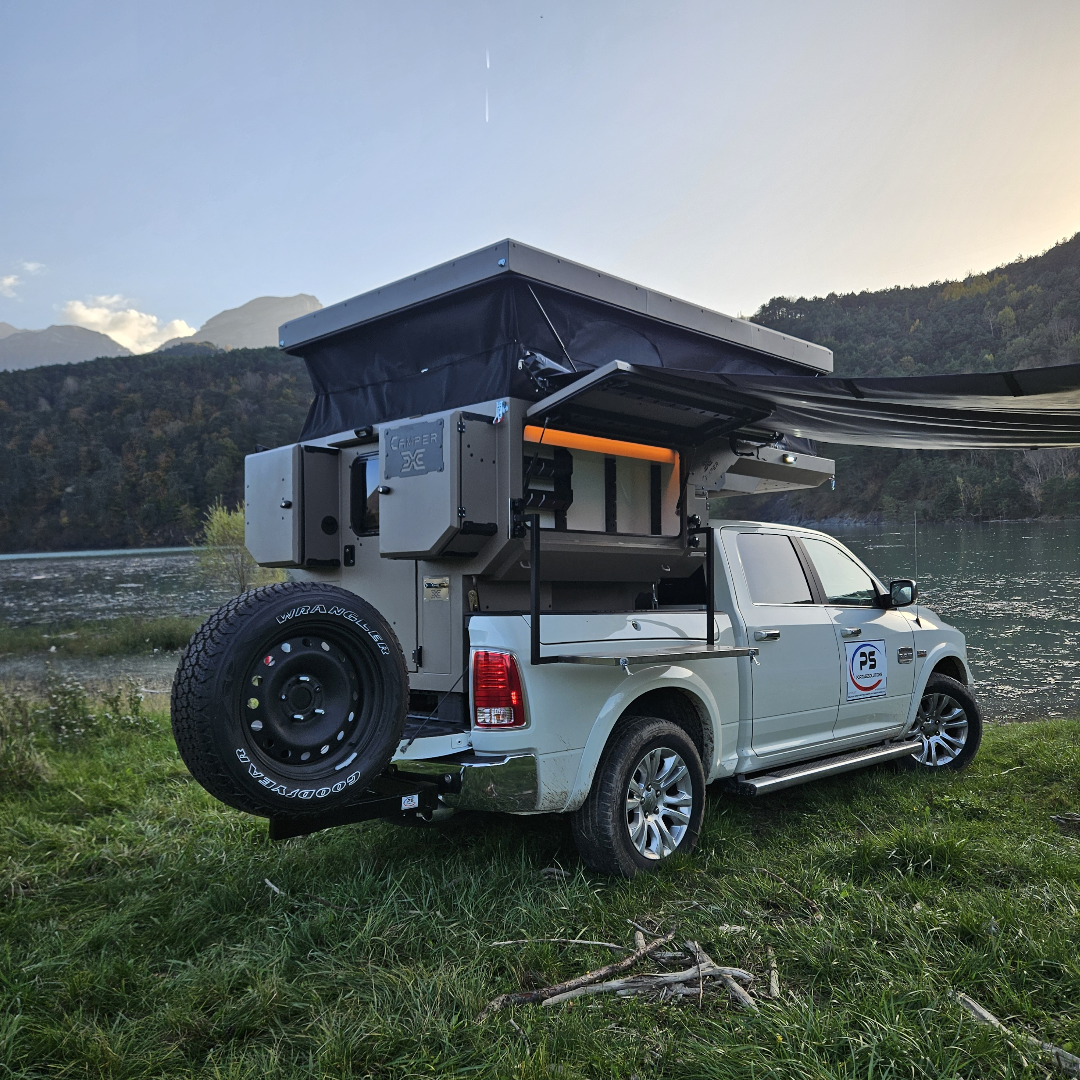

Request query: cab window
[
  {"left": 801, "top": 537, "right": 876, "bottom": 606},
  {"left": 736, "top": 532, "right": 813, "bottom": 605}
]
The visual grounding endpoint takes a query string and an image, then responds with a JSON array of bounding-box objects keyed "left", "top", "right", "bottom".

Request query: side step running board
[{"left": 735, "top": 740, "right": 921, "bottom": 796}]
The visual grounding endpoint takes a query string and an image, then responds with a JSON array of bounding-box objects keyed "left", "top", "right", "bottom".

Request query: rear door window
[
  {"left": 801, "top": 537, "right": 877, "bottom": 606},
  {"left": 736, "top": 532, "right": 813, "bottom": 605}
]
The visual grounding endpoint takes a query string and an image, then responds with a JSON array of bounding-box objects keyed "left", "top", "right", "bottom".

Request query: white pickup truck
[{"left": 170, "top": 242, "right": 983, "bottom": 878}]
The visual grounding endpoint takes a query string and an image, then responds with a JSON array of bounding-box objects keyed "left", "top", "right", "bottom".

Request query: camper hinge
[{"left": 457, "top": 419, "right": 466, "bottom": 432}]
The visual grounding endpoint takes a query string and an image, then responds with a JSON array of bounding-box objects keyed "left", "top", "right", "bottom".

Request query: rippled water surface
[
  {"left": 0, "top": 550, "right": 234, "bottom": 627},
  {"left": 1, "top": 524, "right": 1078, "bottom": 719},
  {"left": 838, "top": 520, "right": 1080, "bottom": 721}
]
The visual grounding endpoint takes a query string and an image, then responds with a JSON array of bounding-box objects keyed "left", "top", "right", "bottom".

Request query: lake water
[
  {"left": 0, "top": 524, "right": 1077, "bottom": 720},
  {"left": 0, "top": 550, "right": 234, "bottom": 626},
  {"left": 837, "top": 519, "right": 1080, "bottom": 722}
]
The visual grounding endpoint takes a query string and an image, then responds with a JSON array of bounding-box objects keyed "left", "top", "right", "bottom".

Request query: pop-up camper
[{"left": 171, "top": 241, "right": 1080, "bottom": 876}]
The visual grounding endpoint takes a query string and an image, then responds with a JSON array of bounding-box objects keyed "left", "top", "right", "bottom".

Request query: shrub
[
  {"left": 193, "top": 498, "right": 284, "bottom": 595},
  {"left": 0, "top": 687, "right": 49, "bottom": 788},
  {"left": 41, "top": 674, "right": 155, "bottom": 746},
  {"left": 42, "top": 673, "right": 100, "bottom": 744}
]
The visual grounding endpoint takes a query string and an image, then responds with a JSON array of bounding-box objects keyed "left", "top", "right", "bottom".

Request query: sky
[{"left": 2, "top": 1, "right": 1080, "bottom": 352}]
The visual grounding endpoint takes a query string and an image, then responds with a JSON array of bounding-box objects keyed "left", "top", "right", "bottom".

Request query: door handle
[
  {"left": 754, "top": 629, "right": 780, "bottom": 641},
  {"left": 841, "top": 627, "right": 862, "bottom": 638}
]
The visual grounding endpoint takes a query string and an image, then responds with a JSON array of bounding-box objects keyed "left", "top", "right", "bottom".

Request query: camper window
[{"left": 349, "top": 455, "right": 381, "bottom": 536}]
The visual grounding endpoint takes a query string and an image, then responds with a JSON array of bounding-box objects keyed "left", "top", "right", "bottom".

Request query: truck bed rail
[{"left": 541, "top": 644, "right": 757, "bottom": 668}]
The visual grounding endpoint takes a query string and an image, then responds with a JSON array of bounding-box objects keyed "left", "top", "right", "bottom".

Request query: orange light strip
[{"left": 523, "top": 425, "right": 678, "bottom": 465}]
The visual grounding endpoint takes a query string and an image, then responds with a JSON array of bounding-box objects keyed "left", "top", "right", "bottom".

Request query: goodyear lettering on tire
[{"left": 236, "top": 748, "right": 362, "bottom": 798}]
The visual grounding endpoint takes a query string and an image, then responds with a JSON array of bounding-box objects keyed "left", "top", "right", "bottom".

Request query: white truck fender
[
  {"left": 559, "top": 666, "right": 724, "bottom": 813},
  {"left": 903, "top": 646, "right": 975, "bottom": 732}
]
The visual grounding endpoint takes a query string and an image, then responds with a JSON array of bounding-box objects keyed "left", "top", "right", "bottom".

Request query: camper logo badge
[
  {"left": 385, "top": 419, "right": 444, "bottom": 477},
  {"left": 845, "top": 639, "right": 887, "bottom": 700}
]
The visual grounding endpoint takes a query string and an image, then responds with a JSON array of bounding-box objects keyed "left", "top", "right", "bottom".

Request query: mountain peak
[
  {"left": 0, "top": 325, "right": 131, "bottom": 371},
  {"left": 183, "top": 294, "right": 322, "bottom": 350}
]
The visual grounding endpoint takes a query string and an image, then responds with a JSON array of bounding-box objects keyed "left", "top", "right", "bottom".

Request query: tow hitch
[{"left": 268, "top": 773, "right": 440, "bottom": 840}]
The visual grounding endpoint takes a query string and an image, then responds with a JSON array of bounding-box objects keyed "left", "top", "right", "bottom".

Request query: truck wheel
[
  {"left": 171, "top": 581, "right": 408, "bottom": 817},
  {"left": 571, "top": 718, "right": 705, "bottom": 878},
  {"left": 904, "top": 673, "right": 983, "bottom": 771}
]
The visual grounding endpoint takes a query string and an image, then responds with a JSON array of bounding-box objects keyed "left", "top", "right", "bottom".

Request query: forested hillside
[
  {"left": 3, "top": 234, "right": 1079, "bottom": 552},
  {"left": 728, "top": 232, "right": 1080, "bottom": 524},
  {"left": 0, "top": 349, "right": 311, "bottom": 552}
]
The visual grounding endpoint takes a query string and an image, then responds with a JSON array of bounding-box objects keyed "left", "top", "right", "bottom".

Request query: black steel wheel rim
[{"left": 240, "top": 628, "right": 378, "bottom": 777}]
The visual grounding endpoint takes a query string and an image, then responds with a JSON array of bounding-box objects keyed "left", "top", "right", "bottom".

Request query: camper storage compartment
[
  {"left": 244, "top": 443, "right": 341, "bottom": 567},
  {"left": 379, "top": 411, "right": 499, "bottom": 559}
]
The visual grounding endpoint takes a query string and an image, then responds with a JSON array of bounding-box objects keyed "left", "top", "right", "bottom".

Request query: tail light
[{"left": 472, "top": 650, "right": 526, "bottom": 728}]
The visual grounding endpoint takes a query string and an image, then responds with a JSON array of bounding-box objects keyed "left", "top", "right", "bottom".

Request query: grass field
[
  {"left": 0, "top": 617, "right": 201, "bottom": 658},
  {"left": 1, "top": 703, "right": 1078, "bottom": 1079}
]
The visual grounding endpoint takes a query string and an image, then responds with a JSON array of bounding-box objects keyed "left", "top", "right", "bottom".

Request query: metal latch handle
[
  {"left": 841, "top": 627, "right": 862, "bottom": 638},
  {"left": 754, "top": 629, "right": 780, "bottom": 641}
]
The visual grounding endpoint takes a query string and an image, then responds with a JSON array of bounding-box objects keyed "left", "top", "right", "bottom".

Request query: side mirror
[{"left": 889, "top": 578, "right": 918, "bottom": 607}]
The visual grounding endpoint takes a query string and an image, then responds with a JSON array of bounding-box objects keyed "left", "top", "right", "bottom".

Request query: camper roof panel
[{"left": 279, "top": 239, "right": 833, "bottom": 374}]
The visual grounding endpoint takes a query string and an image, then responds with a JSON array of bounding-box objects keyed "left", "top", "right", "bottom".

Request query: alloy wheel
[
  {"left": 913, "top": 692, "right": 969, "bottom": 767},
  {"left": 625, "top": 746, "right": 694, "bottom": 860}
]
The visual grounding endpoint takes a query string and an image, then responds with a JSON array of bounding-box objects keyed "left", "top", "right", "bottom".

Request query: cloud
[
  {"left": 62, "top": 295, "right": 195, "bottom": 353},
  {"left": 0, "top": 275, "right": 19, "bottom": 299},
  {"left": 21, "top": 262, "right": 44, "bottom": 275}
]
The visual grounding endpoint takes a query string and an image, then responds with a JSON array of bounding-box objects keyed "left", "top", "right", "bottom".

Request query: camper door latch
[{"left": 509, "top": 498, "right": 527, "bottom": 538}]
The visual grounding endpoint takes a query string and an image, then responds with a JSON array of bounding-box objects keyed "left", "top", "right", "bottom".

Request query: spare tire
[{"left": 171, "top": 581, "right": 408, "bottom": 817}]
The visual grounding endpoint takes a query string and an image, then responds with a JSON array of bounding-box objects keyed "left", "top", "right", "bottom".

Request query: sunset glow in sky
[{"left": 2, "top": 1, "right": 1079, "bottom": 338}]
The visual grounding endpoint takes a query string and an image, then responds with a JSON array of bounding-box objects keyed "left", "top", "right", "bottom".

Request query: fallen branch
[
  {"left": 953, "top": 991, "right": 1080, "bottom": 1077},
  {"left": 477, "top": 929, "right": 676, "bottom": 1020},
  {"left": 541, "top": 961, "right": 753, "bottom": 1006},
  {"left": 686, "top": 941, "right": 758, "bottom": 1013}
]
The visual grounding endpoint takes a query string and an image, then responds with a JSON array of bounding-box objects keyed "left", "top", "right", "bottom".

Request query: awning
[{"left": 528, "top": 361, "right": 1080, "bottom": 450}]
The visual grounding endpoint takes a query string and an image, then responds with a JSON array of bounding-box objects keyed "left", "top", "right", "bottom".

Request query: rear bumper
[{"left": 392, "top": 751, "right": 539, "bottom": 813}]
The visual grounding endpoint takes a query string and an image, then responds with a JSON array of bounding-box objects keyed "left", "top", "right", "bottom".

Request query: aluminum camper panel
[{"left": 245, "top": 444, "right": 302, "bottom": 567}]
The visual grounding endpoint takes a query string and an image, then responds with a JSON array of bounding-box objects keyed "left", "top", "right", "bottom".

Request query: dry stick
[
  {"left": 507, "top": 1018, "right": 530, "bottom": 1053},
  {"left": 477, "top": 929, "right": 677, "bottom": 1021},
  {"left": 687, "top": 941, "right": 759, "bottom": 1014},
  {"left": 755, "top": 868, "right": 823, "bottom": 921},
  {"left": 719, "top": 974, "right": 758, "bottom": 1012},
  {"left": 541, "top": 963, "right": 754, "bottom": 1006},
  {"left": 490, "top": 938, "right": 629, "bottom": 952},
  {"left": 954, "top": 992, "right": 1080, "bottom": 1078},
  {"left": 766, "top": 946, "right": 780, "bottom": 999}
]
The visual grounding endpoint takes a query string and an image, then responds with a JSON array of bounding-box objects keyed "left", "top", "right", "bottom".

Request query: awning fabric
[{"left": 526, "top": 361, "right": 1080, "bottom": 450}]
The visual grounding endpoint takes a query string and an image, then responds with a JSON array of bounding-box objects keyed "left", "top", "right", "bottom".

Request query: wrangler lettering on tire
[{"left": 171, "top": 581, "right": 408, "bottom": 817}]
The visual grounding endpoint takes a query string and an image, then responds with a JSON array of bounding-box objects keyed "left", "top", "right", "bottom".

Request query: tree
[{"left": 193, "top": 498, "right": 284, "bottom": 595}]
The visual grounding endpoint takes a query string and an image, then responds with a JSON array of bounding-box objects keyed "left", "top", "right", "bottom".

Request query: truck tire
[
  {"left": 171, "top": 581, "right": 408, "bottom": 817},
  {"left": 571, "top": 718, "right": 705, "bottom": 878},
  {"left": 903, "top": 673, "right": 983, "bottom": 771}
]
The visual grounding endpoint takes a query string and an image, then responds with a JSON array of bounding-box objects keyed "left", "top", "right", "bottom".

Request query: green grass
[
  {"left": 0, "top": 616, "right": 201, "bottom": 658},
  {"left": 1, "top": 713, "right": 1078, "bottom": 1079}
]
